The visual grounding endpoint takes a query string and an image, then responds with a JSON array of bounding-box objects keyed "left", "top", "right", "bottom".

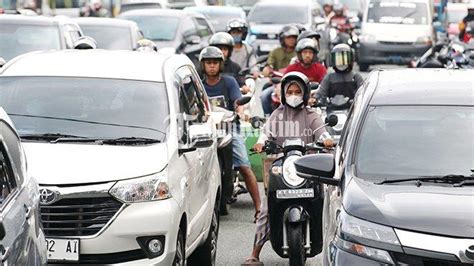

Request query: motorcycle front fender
[{"left": 287, "top": 206, "right": 308, "bottom": 223}]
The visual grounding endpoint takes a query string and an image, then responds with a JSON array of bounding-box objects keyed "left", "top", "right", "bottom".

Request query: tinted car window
[
  {"left": 0, "top": 77, "right": 168, "bottom": 141},
  {"left": 182, "top": 16, "right": 197, "bottom": 37},
  {"left": 79, "top": 25, "right": 133, "bottom": 50},
  {"left": 0, "top": 24, "right": 61, "bottom": 61},
  {"left": 248, "top": 4, "right": 309, "bottom": 24},
  {"left": 176, "top": 66, "right": 207, "bottom": 122},
  {"left": 0, "top": 141, "right": 16, "bottom": 208},
  {"left": 367, "top": 1, "right": 428, "bottom": 25},
  {"left": 194, "top": 17, "right": 212, "bottom": 37},
  {"left": 121, "top": 15, "right": 179, "bottom": 41},
  {"left": 355, "top": 106, "right": 474, "bottom": 180}
]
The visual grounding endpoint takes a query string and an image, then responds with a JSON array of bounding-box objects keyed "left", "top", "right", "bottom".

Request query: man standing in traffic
[
  {"left": 227, "top": 18, "right": 260, "bottom": 79},
  {"left": 285, "top": 38, "right": 327, "bottom": 82},
  {"left": 199, "top": 46, "right": 262, "bottom": 221},
  {"left": 262, "top": 25, "right": 299, "bottom": 76}
]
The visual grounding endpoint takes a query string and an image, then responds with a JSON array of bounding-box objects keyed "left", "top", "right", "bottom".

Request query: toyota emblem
[{"left": 39, "top": 189, "right": 58, "bottom": 205}]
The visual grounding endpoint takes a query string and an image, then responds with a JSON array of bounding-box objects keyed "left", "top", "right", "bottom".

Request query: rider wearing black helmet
[
  {"left": 262, "top": 24, "right": 299, "bottom": 76},
  {"left": 199, "top": 46, "right": 262, "bottom": 219},
  {"left": 285, "top": 38, "right": 327, "bottom": 82},
  {"left": 244, "top": 72, "right": 333, "bottom": 265},
  {"left": 317, "top": 44, "right": 363, "bottom": 104},
  {"left": 227, "top": 18, "right": 259, "bottom": 77}
]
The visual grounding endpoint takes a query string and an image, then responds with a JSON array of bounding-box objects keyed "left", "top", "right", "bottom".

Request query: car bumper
[
  {"left": 358, "top": 42, "right": 430, "bottom": 65},
  {"left": 47, "top": 198, "right": 182, "bottom": 265}
]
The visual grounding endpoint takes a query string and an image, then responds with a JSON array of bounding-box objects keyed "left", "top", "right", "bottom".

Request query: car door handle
[{"left": 0, "top": 246, "right": 10, "bottom": 263}]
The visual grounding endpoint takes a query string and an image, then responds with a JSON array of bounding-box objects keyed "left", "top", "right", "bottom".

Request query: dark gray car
[
  {"left": 296, "top": 69, "right": 474, "bottom": 266},
  {"left": 74, "top": 17, "right": 143, "bottom": 50},
  {"left": 0, "top": 15, "right": 83, "bottom": 64},
  {"left": 0, "top": 108, "right": 46, "bottom": 265},
  {"left": 119, "top": 9, "right": 214, "bottom": 66}
]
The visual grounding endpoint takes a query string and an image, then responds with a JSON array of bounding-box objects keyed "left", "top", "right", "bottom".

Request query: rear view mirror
[
  {"left": 256, "top": 55, "right": 268, "bottom": 64},
  {"left": 236, "top": 96, "right": 251, "bottom": 106},
  {"left": 0, "top": 58, "right": 5, "bottom": 68},
  {"left": 73, "top": 36, "right": 97, "bottom": 50},
  {"left": 188, "top": 124, "right": 213, "bottom": 149},
  {"left": 185, "top": 35, "right": 201, "bottom": 45},
  {"left": 294, "top": 154, "right": 338, "bottom": 186},
  {"left": 325, "top": 114, "right": 338, "bottom": 127},
  {"left": 250, "top": 116, "right": 266, "bottom": 129}
]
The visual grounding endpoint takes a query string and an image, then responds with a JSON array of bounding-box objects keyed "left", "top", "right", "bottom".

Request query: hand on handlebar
[
  {"left": 252, "top": 143, "right": 265, "bottom": 153},
  {"left": 323, "top": 139, "right": 335, "bottom": 148}
]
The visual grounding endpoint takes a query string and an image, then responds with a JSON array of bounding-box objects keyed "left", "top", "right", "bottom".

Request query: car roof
[
  {"left": 0, "top": 14, "right": 61, "bottom": 25},
  {"left": 73, "top": 17, "right": 138, "bottom": 28},
  {"left": 0, "top": 49, "right": 190, "bottom": 82},
  {"left": 371, "top": 69, "right": 474, "bottom": 106},
  {"left": 119, "top": 8, "right": 202, "bottom": 18}
]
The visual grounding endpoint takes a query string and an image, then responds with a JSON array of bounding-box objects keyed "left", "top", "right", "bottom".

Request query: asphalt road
[{"left": 216, "top": 64, "right": 405, "bottom": 266}]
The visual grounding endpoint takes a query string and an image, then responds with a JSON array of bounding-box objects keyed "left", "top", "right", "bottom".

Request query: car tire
[
  {"left": 188, "top": 200, "right": 219, "bottom": 266},
  {"left": 173, "top": 228, "right": 185, "bottom": 266},
  {"left": 358, "top": 63, "right": 370, "bottom": 72}
]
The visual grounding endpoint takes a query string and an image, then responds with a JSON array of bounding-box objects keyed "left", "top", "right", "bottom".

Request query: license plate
[
  {"left": 260, "top": 43, "right": 278, "bottom": 52},
  {"left": 46, "top": 238, "right": 79, "bottom": 262},
  {"left": 276, "top": 188, "right": 314, "bottom": 199}
]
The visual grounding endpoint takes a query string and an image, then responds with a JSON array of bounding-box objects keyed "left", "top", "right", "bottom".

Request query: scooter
[
  {"left": 250, "top": 115, "right": 338, "bottom": 266},
  {"left": 213, "top": 96, "right": 251, "bottom": 215},
  {"left": 317, "top": 95, "right": 352, "bottom": 142}
]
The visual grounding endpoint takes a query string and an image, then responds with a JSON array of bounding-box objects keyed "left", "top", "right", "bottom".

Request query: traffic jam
[{"left": 0, "top": 0, "right": 473, "bottom": 265}]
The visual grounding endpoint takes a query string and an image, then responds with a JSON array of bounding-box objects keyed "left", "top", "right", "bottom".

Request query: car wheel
[
  {"left": 188, "top": 200, "right": 219, "bottom": 266},
  {"left": 173, "top": 228, "right": 185, "bottom": 266}
]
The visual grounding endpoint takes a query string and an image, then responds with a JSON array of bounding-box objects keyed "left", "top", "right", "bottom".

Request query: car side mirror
[
  {"left": 0, "top": 220, "right": 5, "bottom": 240},
  {"left": 73, "top": 36, "right": 97, "bottom": 50},
  {"left": 295, "top": 154, "right": 339, "bottom": 186},
  {"left": 325, "top": 114, "right": 338, "bottom": 127},
  {"left": 180, "top": 124, "right": 214, "bottom": 154},
  {"left": 185, "top": 35, "right": 201, "bottom": 45},
  {"left": 0, "top": 57, "right": 5, "bottom": 67}
]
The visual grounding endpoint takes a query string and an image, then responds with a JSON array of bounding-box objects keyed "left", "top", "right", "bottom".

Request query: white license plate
[
  {"left": 46, "top": 238, "right": 79, "bottom": 262},
  {"left": 259, "top": 43, "right": 279, "bottom": 52},
  {"left": 276, "top": 188, "right": 314, "bottom": 199}
]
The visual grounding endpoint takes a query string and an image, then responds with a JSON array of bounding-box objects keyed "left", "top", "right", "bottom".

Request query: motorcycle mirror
[
  {"left": 325, "top": 114, "right": 338, "bottom": 127},
  {"left": 251, "top": 116, "right": 266, "bottom": 129},
  {"left": 236, "top": 96, "right": 251, "bottom": 106},
  {"left": 256, "top": 55, "right": 268, "bottom": 64}
]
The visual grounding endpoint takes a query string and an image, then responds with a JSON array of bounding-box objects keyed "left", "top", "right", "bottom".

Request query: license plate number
[
  {"left": 277, "top": 188, "right": 314, "bottom": 199},
  {"left": 46, "top": 238, "right": 79, "bottom": 262}
]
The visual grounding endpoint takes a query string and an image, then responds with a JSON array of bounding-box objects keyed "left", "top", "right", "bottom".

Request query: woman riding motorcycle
[{"left": 243, "top": 72, "right": 333, "bottom": 265}]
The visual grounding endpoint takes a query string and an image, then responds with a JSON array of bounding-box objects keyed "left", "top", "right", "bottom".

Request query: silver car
[{"left": 0, "top": 108, "right": 46, "bottom": 266}]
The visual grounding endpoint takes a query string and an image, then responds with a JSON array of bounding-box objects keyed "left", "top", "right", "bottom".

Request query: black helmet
[
  {"left": 330, "top": 43, "right": 353, "bottom": 72},
  {"left": 209, "top": 32, "right": 235, "bottom": 58},
  {"left": 136, "top": 39, "right": 157, "bottom": 52},
  {"left": 226, "top": 18, "right": 248, "bottom": 40},
  {"left": 297, "top": 30, "right": 322, "bottom": 42},
  {"left": 279, "top": 25, "right": 299, "bottom": 47},
  {"left": 199, "top": 46, "right": 225, "bottom": 72},
  {"left": 296, "top": 38, "right": 318, "bottom": 64},
  {"left": 280, "top": 71, "right": 311, "bottom": 108}
]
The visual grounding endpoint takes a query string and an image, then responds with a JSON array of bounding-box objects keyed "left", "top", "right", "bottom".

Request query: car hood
[
  {"left": 23, "top": 142, "right": 168, "bottom": 185},
  {"left": 362, "top": 23, "right": 432, "bottom": 43},
  {"left": 344, "top": 177, "right": 474, "bottom": 238}
]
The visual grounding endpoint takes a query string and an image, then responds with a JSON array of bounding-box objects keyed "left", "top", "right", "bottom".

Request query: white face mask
[{"left": 286, "top": 95, "right": 304, "bottom": 108}]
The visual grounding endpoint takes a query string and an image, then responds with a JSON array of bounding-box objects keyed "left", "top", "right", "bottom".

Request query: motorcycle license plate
[
  {"left": 46, "top": 238, "right": 79, "bottom": 262},
  {"left": 276, "top": 188, "right": 314, "bottom": 199}
]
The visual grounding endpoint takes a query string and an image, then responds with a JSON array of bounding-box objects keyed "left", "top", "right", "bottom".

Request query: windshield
[
  {"left": 79, "top": 25, "right": 133, "bottom": 50},
  {"left": 0, "top": 77, "right": 168, "bottom": 142},
  {"left": 120, "top": 15, "right": 179, "bottom": 41},
  {"left": 200, "top": 12, "right": 242, "bottom": 32},
  {"left": 0, "top": 23, "right": 61, "bottom": 61},
  {"left": 355, "top": 106, "right": 474, "bottom": 181},
  {"left": 367, "top": 1, "right": 428, "bottom": 25},
  {"left": 447, "top": 9, "right": 467, "bottom": 24},
  {"left": 248, "top": 5, "right": 309, "bottom": 24}
]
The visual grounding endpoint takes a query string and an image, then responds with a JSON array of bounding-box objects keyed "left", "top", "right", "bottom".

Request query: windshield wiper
[
  {"left": 100, "top": 137, "right": 161, "bottom": 145},
  {"left": 376, "top": 174, "right": 474, "bottom": 185},
  {"left": 21, "top": 133, "right": 90, "bottom": 141}
]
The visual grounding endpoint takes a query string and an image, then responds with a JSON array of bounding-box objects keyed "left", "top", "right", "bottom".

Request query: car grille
[
  {"left": 40, "top": 197, "right": 122, "bottom": 237},
  {"left": 393, "top": 253, "right": 471, "bottom": 266}
]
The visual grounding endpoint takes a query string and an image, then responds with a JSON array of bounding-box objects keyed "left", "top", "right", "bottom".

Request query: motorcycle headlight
[
  {"left": 109, "top": 172, "right": 171, "bottom": 203},
  {"left": 282, "top": 156, "right": 305, "bottom": 187}
]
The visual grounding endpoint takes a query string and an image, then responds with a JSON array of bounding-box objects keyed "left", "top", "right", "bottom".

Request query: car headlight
[
  {"left": 282, "top": 156, "right": 305, "bottom": 187},
  {"left": 416, "top": 36, "right": 432, "bottom": 45},
  {"left": 109, "top": 172, "right": 171, "bottom": 203},
  {"left": 359, "top": 34, "right": 376, "bottom": 44},
  {"left": 335, "top": 209, "right": 399, "bottom": 264}
]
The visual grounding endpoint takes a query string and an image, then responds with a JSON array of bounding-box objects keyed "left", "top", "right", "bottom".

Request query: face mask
[
  {"left": 232, "top": 35, "right": 242, "bottom": 44},
  {"left": 335, "top": 64, "right": 349, "bottom": 72},
  {"left": 286, "top": 95, "right": 304, "bottom": 108}
]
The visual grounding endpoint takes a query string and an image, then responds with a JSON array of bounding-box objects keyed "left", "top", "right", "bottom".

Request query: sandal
[
  {"left": 242, "top": 256, "right": 263, "bottom": 265},
  {"left": 253, "top": 210, "right": 261, "bottom": 223}
]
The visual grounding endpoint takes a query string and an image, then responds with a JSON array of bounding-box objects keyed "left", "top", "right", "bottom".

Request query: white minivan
[
  {"left": 0, "top": 49, "right": 221, "bottom": 265},
  {"left": 357, "top": 0, "right": 435, "bottom": 71}
]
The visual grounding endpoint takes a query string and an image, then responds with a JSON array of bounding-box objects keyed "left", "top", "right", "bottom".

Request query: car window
[
  {"left": 194, "top": 17, "right": 212, "bottom": 38},
  {"left": 182, "top": 16, "right": 197, "bottom": 37},
  {"left": 175, "top": 66, "right": 207, "bottom": 123},
  {"left": 79, "top": 25, "right": 133, "bottom": 50},
  {"left": 121, "top": 15, "right": 180, "bottom": 41},
  {"left": 0, "top": 138, "right": 17, "bottom": 208},
  {"left": 0, "top": 121, "right": 25, "bottom": 186},
  {"left": 366, "top": 1, "right": 428, "bottom": 25}
]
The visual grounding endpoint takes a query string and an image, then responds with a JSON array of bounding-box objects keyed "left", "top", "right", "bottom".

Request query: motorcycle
[
  {"left": 411, "top": 40, "right": 474, "bottom": 69},
  {"left": 316, "top": 95, "right": 352, "bottom": 142},
  {"left": 213, "top": 96, "right": 252, "bottom": 215},
  {"left": 250, "top": 115, "right": 338, "bottom": 266}
]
